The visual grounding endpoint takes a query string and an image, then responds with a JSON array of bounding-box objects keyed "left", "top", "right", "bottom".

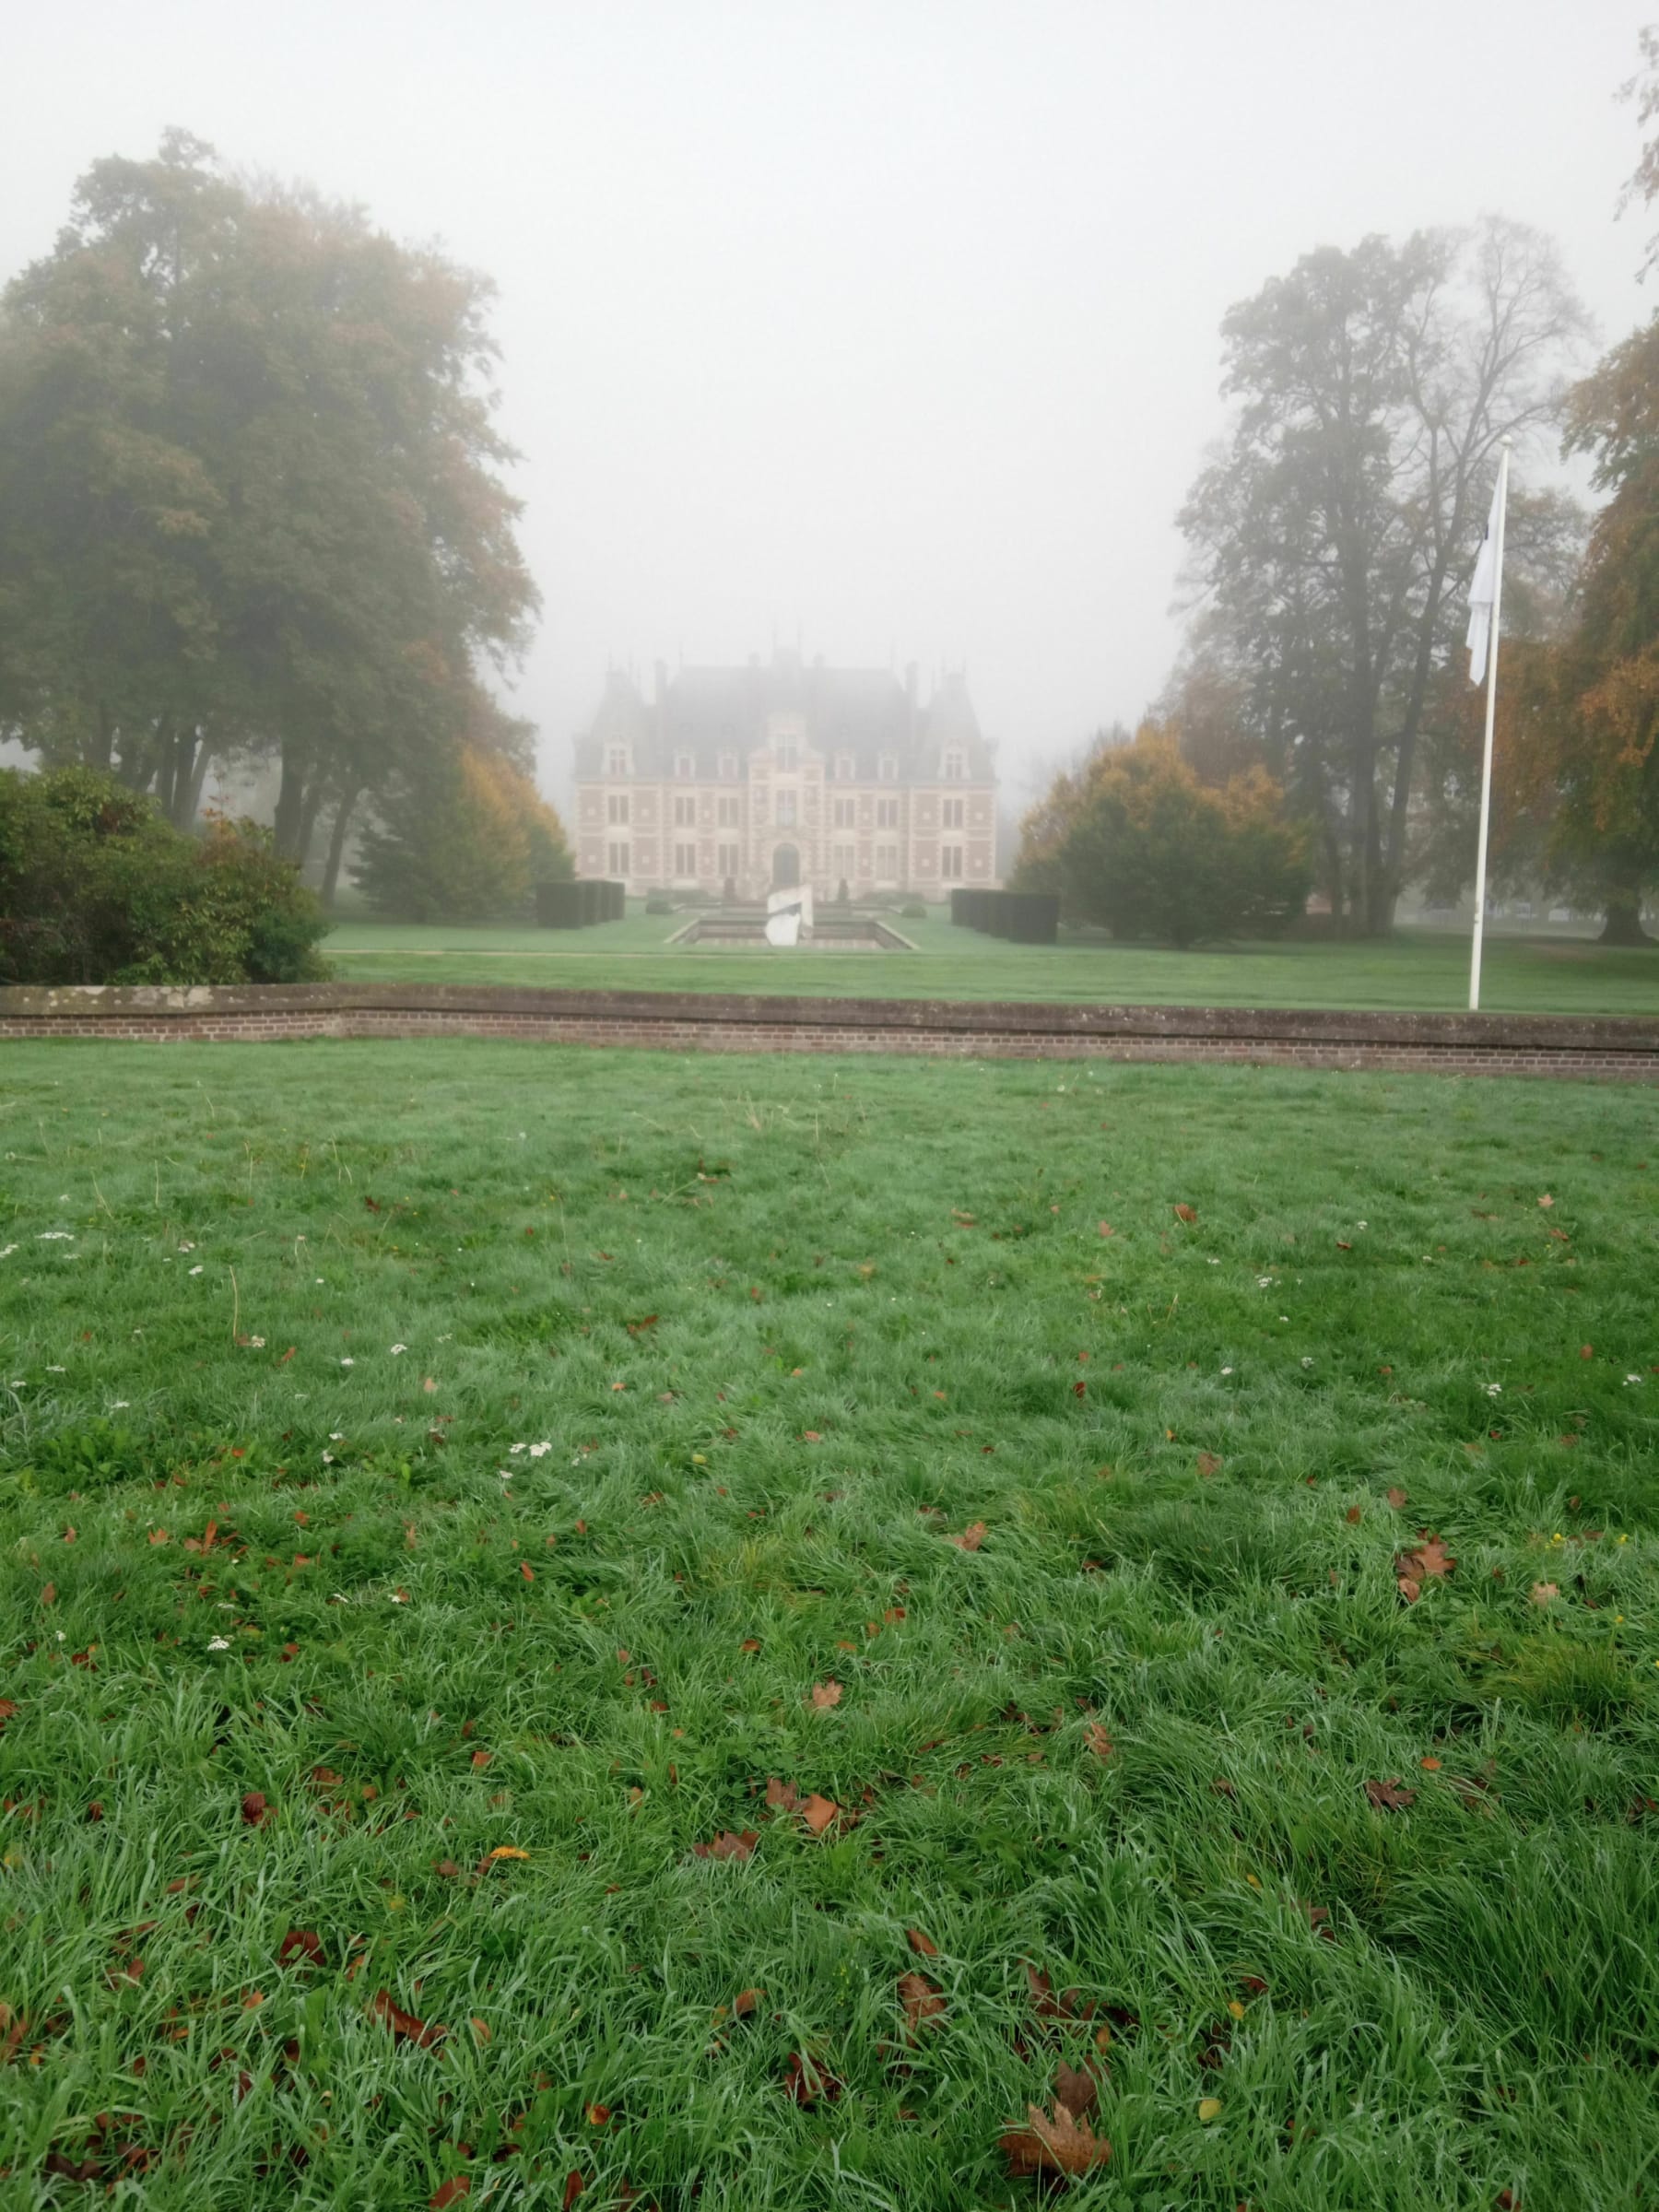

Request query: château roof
[{"left": 574, "top": 649, "right": 994, "bottom": 782}]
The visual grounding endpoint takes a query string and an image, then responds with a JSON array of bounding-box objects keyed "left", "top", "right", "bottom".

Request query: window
[
  {"left": 675, "top": 753, "right": 695, "bottom": 779},
  {"left": 776, "top": 740, "right": 798, "bottom": 772},
  {"left": 674, "top": 794, "right": 696, "bottom": 827},
  {"left": 607, "top": 841, "right": 629, "bottom": 876},
  {"left": 717, "top": 841, "right": 740, "bottom": 878},
  {"left": 877, "top": 796, "right": 900, "bottom": 829},
  {"left": 878, "top": 755, "right": 899, "bottom": 782},
  {"left": 875, "top": 842, "right": 899, "bottom": 879},
  {"left": 719, "top": 752, "right": 737, "bottom": 781},
  {"left": 606, "top": 747, "right": 629, "bottom": 776},
  {"left": 674, "top": 841, "right": 697, "bottom": 877},
  {"left": 943, "top": 751, "right": 966, "bottom": 781},
  {"left": 831, "top": 841, "right": 856, "bottom": 879},
  {"left": 832, "top": 797, "right": 855, "bottom": 828},
  {"left": 606, "top": 793, "right": 629, "bottom": 826},
  {"left": 942, "top": 796, "right": 964, "bottom": 829},
  {"left": 834, "top": 752, "right": 853, "bottom": 782},
  {"left": 717, "top": 795, "right": 740, "bottom": 827},
  {"left": 941, "top": 844, "right": 964, "bottom": 880},
  {"left": 775, "top": 792, "right": 798, "bottom": 829}
]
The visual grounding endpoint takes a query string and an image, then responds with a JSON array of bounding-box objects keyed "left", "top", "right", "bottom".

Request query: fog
[{"left": 6, "top": 0, "right": 1651, "bottom": 810}]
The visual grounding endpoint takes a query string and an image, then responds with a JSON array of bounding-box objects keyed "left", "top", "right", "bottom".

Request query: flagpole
[{"left": 1468, "top": 438, "right": 1512, "bottom": 1014}]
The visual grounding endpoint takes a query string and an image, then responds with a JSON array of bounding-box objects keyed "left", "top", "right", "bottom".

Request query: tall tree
[
  {"left": 1179, "top": 219, "right": 1587, "bottom": 934},
  {"left": 0, "top": 132, "right": 537, "bottom": 853}
]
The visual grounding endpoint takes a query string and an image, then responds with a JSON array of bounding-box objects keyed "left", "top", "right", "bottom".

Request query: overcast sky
[{"left": 6, "top": 1, "right": 1653, "bottom": 806}]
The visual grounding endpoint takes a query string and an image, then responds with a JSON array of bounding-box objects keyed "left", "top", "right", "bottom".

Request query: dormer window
[
  {"left": 776, "top": 741, "right": 799, "bottom": 773},
  {"left": 675, "top": 753, "right": 695, "bottom": 780},
  {"left": 835, "top": 753, "right": 853, "bottom": 782},
  {"left": 606, "top": 746, "right": 629, "bottom": 777},
  {"left": 943, "top": 750, "right": 966, "bottom": 782},
  {"left": 878, "top": 754, "right": 899, "bottom": 782}
]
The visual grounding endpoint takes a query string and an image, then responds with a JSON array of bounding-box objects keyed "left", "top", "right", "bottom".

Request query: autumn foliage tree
[
  {"left": 1012, "top": 727, "right": 1309, "bottom": 946},
  {"left": 0, "top": 132, "right": 538, "bottom": 887}
]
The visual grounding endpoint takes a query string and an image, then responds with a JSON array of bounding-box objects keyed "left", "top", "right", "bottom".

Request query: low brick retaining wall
[{"left": 2, "top": 982, "right": 1657, "bottom": 1079}]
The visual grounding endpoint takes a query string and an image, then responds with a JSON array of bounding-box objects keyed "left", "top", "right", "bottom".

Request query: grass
[
  {"left": 1, "top": 1040, "right": 1657, "bottom": 2209},
  {"left": 319, "top": 914, "right": 1659, "bottom": 1018}
]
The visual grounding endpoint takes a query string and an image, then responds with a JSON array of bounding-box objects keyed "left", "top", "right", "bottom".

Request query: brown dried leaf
[
  {"left": 733, "top": 1987, "right": 764, "bottom": 2018},
  {"left": 241, "top": 1792, "right": 270, "bottom": 1827},
  {"left": 899, "top": 1970, "right": 946, "bottom": 2032},
  {"left": 1385, "top": 1487, "right": 1408, "bottom": 1510},
  {"left": 947, "top": 1521, "right": 987, "bottom": 1551},
  {"left": 1082, "top": 1721, "right": 1114, "bottom": 1760},
  {"left": 808, "top": 1679, "right": 843, "bottom": 1712},
  {"left": 781, "top": 2049, "right": 841, "bottom": 2105},
  {"left": 906, "top": 1927, "right": 938, "bottom": 1958},
  {"left": 1363, "top": 1777, "right": 1417, "bottom": 1812},
  {"left": 1196, "top": 1452, "right": 1223, "bottom": 1479},
  {"left": 430, "top": 2180, "right": 471, "bottom": 2208},
  {"left": 369, "top": 1989, "right": 445, "bottom": 2049},
  {"left": 764, "top": 1778, "right": 800, "bottom": 1812},
  {"left": 277, "top": 1930, "right": 324, "bottom": 1969},
  {"left": 1530, "top": 1582, "right": 1559, "bottom": 1606},
  {"left": 799, "top": 1793, "right": 839, "bottom": 1836},
  {"left": 1000, "top": 2100, "right": 1112, "bottom": 2178},
  {"left": 1172, "top": 1203, "right": 1197, "bottom": 1225},
  {"left": 1053, "top": 2059, "right": 1102, "bottom": 2120},
  {"left": 694, "top": 1830, "right": 759, "bottom": 1862}
]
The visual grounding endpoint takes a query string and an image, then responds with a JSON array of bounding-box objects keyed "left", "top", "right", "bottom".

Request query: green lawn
[
  {"left": 2, "top": 1041, "right": 1657, "bottom": 2208},
  {"left": 321, "top": 914, "right": 1659, "bottom": 1018}
]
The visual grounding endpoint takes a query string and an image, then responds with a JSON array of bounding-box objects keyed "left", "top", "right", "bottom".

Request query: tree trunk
[
  {"left": 182, "top": 734, "right": 214, "bottom": 828},
  {"left": 321, "top": 786, "right": 361, "bottom": 908},
  {"left": 273, "top": 749, "right": 311, "bottom": 859},
  {"left": 1599, "top": 891, "right": 1654, "bottom": 946},
  {"left": 297, "top": 776, "right": 329, "bottom": 871}
]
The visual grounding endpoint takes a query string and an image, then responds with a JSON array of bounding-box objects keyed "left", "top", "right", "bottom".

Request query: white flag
[{"left": 1465, "top": 476, "right": 1502, "bottom": 686}]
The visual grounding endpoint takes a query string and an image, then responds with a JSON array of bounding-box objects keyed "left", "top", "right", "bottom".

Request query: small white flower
[
  {"left": 247, "top": 1335, "right": 265, "bottom": 1349},
  {"left": 509, "top": 1442, "right": 527, "bottom": 1455},
  {"left": 207, "top": 1636, "right": 230, "bottom": 1652},
  {"left": 527, "top": 1441, "right": 552, "bottom": 1458},
  {"left": 46, "top": 1364, "right": 65, "bottom": 1373},
  {"left": 321, "top": 1451, "right": 335, "bottom": 1465},
  {"left": 54, "top": 1630, "right": 65, "bottom": 1642},
  {"left": 1357, "top": 1221, "right": 1368, "bottom": 1230},
  {"left": 1221, "top": 1366, "right": 1233, "bottom": 1376},
  {"left": 38, "top": 1231, "right": 75, "bottom": 1241},
  {"left": 1279, "top": 1315, "right": 1289, "bottom": 1324},
  {"left": 389, "top": 1344, "right": 407, "bottom": 1356},
  {"left": 315, "top": 1277, "right": 325, "bottom": 1284},
  {"left": 188, "top": 1265, "right": 204, "bottom": 1277},
  {"left": 1206, "top": 1257, "right": 1219, "bottom": 1265},
  {"left": 329, "top": 1430, "right": 345, "bottom": 1441},
  {"left": 391, "top": 1590, "right": 408, "bottom": 1604},
  {"left": 178, "top": 1241, "right": 195, "bottom": 1253},
  {"left": 339, "top": 1358, "right": 354, "bottom": 1368},
  {"left": 0, "top": 1245, "right": 17, "bottom": 1260},
  {"left": 1257, "top": 1276, "right": 1273, "bottom": 1288},
  {"left": 112, "top": 1400, "right": 129, "bottom": 1409},
  {"left": 1486, "top": 1382, "right": 1502, "bottom": 1397},
  {"left": 1300, "top": 1356, "right": 1313, "bottom": 1369},
  {"left": 1625, "top": 1373, "right": 1642, "bottom": 1386}
]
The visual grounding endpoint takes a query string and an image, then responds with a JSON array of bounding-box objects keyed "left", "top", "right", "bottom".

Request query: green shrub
[{"left": 0, "top": 767, "right": 329, "bottom": 984}]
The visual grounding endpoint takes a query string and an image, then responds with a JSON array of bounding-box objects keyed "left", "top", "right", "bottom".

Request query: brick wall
[{"left": 2, "top": 984, "right": 1657, "bottom": 1080}]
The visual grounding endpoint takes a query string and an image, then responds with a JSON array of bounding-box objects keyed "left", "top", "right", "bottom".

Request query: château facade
[{"left": 572, "top": 648, "right": 997, "bottom": 900}]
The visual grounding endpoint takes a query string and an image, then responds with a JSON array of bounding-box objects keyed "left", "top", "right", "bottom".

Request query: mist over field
[{"left": 4, "top": 1, "right": 1651, "bottom": 809}]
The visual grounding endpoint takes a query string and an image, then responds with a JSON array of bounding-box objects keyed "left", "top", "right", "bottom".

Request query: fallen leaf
[
  {"left": 1053, "top": 2060, "right": 1102, "bottom": 2119},
  {"left": 947, "top": 1521, "right": 986, "bottom": 1551},
  {"left": 781, "top": 2050, "right": 841, "bottom": 2105},
  {"left": 733, "top": 1987, "right": 764, "bottom": 2018},
  {"left": 241, "top": 1792, "right": 270, "bottom": 1827},
  {"left": 1363, "top": 1778, "right": 1417, "bottom": 1812},
  {"left": 1395, "top": 1534, "right": 1455, "bottom": 1601},
  {"left": 1097, "top": 1221, "right": 1114, "bottom": 1237},
  {"left": 1345, "top": 1504, "right": 1363, "bottom": 1524},
  {"left": 369, "top": 1989, "right": 445, "bottom": 2048},
  {"left": 277, "top": 1930, "right": 324, "bottom": 1968},
  {"left": 563, "top": 2175, "right": 585, "bottom": 2209},
  {"left": 470, "top": 2017, "right": 491, "bottom": 2042},
  {"left": 429, "top": 2180, "right": 471, "bottom": 2207},
  {"left": 694, "top": 1830, "right": 759, "bottom": 1861},
  {"left": 808, "top": 1680, "right": 843, "bottom": 1712},
  {"left": 1420, "top": 1756, "right": 1442, "bottom": 1771},
  {"left": 1172, "top": 1204, "right": 1197, "bottom": 1225},
  {"left": 799, "top": 1794, "right": 839, "bottom": 1836},
  {"left": 1537, "top": 1194, "right": 1554, "bottom": 1209},
  {"left": 1530, "top": 1582, "right": 1559, "bottom": 1606},
  {"left": 1196, "top": 1451, "right": 1223, "bottom": 1478},
  {"left": 906, "top": 1927, "right": 938, "bottom": 1958},
  {"left": 899, "top": 1970, "right": 946, "bottom": 2032},
  {"left": 1000, "top": 2101, "right": 1112, "bottom": 2178},
  {"left": 586, "top": 2104, "right": 610, "bottom": 2127},
  {"left": 1083, "top": 1722, "right": 1114, "bottom": 1760},
  {"left": 1386, "top": 1487, "right": 1408, "bottom": 1510},
  {"left": 484, "top": 1845, "right": 530, "bottom": 1862},
  {"left": 765, "top": 1778, "right": 800, "bottom": 1812},
  {"left": 1198, "top": 2096, "right": 1223, "bottom": 2123}
]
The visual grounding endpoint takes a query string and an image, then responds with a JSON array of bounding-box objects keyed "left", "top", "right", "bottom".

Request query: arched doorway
[{"left": 771, "top": 843, "right": 800, "bottom": 890}]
